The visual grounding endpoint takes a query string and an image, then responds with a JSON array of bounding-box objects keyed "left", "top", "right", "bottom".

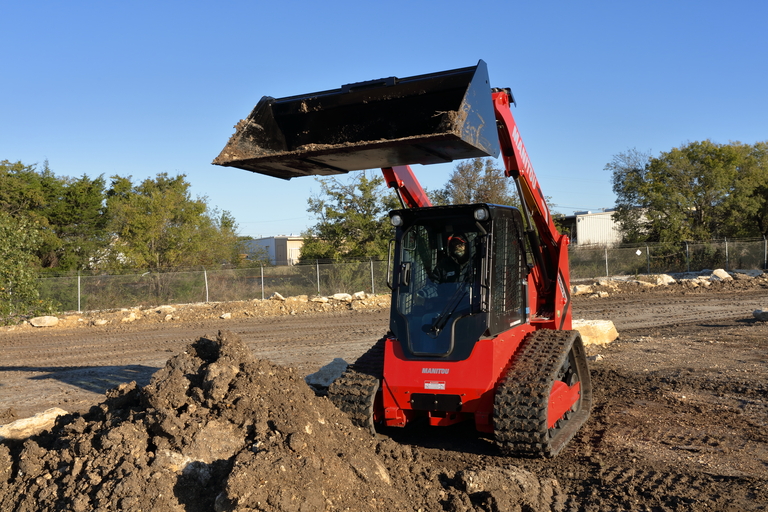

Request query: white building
[
  {"left": 562, "top": 210, "right": 622, "bottom": 246},
  {"left": 246, "top": 236, "right": 304, "bottom": 265}
]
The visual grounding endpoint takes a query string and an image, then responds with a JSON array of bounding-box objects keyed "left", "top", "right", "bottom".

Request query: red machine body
[
  {"left": 377, "top": 90, "right": 584, "bottom": 451},
  {"left": 214, "top": 60, "right": 592, "bottom": 457}
]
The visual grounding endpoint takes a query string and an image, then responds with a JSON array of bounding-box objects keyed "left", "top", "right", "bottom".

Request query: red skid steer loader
[{"left": 214, "top": 60, "right": 592, "bottom": 457}]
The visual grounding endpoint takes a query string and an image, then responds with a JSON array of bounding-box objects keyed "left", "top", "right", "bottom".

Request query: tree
[
  {"left": 0, "top": 211, "right": 56, "bottom": 324},
  {"left": 431, "top": 158, "right": 519, "bottom": 207},
  {"left": 605, "top": 148, "right": 653, "bottom": 243},
  {"left": 40, "top": 173, "right": 109, "bottom": 269},
  {"left": 721, "top": 141, "right": 768, "bottom": 238},
  {"left": 0, "top": 160, "right": 110, "bottom": 270},
  {"left": 104, "top": 173, "right": 240, "bottom": 269},
  {"left": 300, "top": 172, "right": 399, "bottom": 262},
  {"left": 607, "top": 141, "right": 768, "bottom": 243}
]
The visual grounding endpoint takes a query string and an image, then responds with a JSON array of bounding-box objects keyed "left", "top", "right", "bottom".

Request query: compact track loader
[{"left": 214, "top": 60, "right": 592, "bottom": 457}]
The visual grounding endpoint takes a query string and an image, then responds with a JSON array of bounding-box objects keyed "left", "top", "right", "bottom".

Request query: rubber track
[
  {"left": 327, "top": 336, "right": 386, "bottom": 434},
  {"left": 494, "top": 329, "right": 592, "bottom": 458}
]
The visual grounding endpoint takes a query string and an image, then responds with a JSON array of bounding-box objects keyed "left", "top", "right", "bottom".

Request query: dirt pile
[
  {"left": 0, "top": 331, "right": 561, "bottom": 512},
  {"left": 3, "top": 294, "right": 391, "bottom": 332}
]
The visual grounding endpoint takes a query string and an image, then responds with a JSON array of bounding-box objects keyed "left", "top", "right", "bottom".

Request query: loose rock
[
  {"left": 29, "top": 316, "right": 59, "bottom": 327},
  {"left": 573, "top": 319, "right": 619, "bottom": 346}
]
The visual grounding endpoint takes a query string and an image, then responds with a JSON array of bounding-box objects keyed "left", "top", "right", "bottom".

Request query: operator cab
[{"left": 389, "top": 204, "right": 528, "bottom": 361}]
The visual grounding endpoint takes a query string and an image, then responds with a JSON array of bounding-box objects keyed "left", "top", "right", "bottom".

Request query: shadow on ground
[{"left": 0, "top": 364, "right": 159, "bottom": 393}]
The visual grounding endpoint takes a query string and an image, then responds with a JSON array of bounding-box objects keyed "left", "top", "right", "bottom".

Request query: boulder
[
  {"left": 653, "top": 274, "right": 676, "bottom": 286},
  {"left": 573, "top": 319, "right": 619, "bottom": 346},
  {"left": 331, "top": 293, "right": 353, "bottom": 302},
  {"left": 754, "top": 309, "right": 768, "bottom": 322},
  {"left": 0, "top": 408, "right": 68, "bottom": 440},
  {"left": 572, "top": 284, "right": 594, "bottom": 296},
  {"left": 269, "top": 292, "right": 286, "bottom": 301},
  {"left": 711, "top": 268, "right": 733, "bottom": 281},
  {"left": 29, "top": 316, "right": 59, "bottom": 327}
]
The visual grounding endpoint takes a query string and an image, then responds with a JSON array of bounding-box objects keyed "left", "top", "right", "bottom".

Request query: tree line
[
  {"left": 607, "top": 140, "right": 768, "bottom": 244},
  {"left": 301, "top": 139, "right": 768, "bottom": 265},
  {"left": 0, "top": 159, "right": 246, "bottom": 323},
  {"left": 5, "top": 138, "right": 763, "bottom": 322}
]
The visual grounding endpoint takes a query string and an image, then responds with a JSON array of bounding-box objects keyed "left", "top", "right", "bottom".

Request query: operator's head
[{"left": 448, "top": 235, "right": 468, "bottom": 262}]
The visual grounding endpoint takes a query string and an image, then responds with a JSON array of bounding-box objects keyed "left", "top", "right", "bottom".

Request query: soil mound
[{"left": 0, "top": 331, "right": 561, "bottom": 512}]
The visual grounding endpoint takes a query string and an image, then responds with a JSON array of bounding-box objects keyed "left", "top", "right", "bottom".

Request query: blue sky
[{"left": 3, "top": 1, "right": 766, "bottom": 238}]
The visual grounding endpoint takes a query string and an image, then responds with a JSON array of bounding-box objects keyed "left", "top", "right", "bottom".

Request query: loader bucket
[{"left": 213, "top": 60, "right": 500, "bottom": 179}]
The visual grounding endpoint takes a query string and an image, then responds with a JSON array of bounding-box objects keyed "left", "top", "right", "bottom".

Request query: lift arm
[
  {"left": 381, "top": 165, "right": 433, "bottom": 209},
  {"left": 492, "top": 88, "right": 572, "bottom": 328}
]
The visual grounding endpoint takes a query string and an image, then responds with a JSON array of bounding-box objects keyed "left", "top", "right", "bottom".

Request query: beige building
[
  {"left": 247, "top": 236, "right": 304, "bottom": 265},
  {"left": 561, "top": 210, "right": 622, "bottom": 247}
]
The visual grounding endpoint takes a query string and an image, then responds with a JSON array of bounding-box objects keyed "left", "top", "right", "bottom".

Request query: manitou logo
[{"left": 422, "top": 368, "right": 449, "bottom": 375}]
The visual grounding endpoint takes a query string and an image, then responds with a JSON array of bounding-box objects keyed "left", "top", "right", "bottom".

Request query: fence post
[
  {"left": 646, "top": 245, "right": 650, "bottom": 275},
  {"left": 370, "top": 258, "right": 375, "bottom": 295},
  {"left": 725, "top": 237, "right": 729, "bottom": 271},
  {"left": 261, "top": 264, "right": 265, "bottom": 300},
  {"left": 685, "top": 242, "right": 690, "bottom": 273},
  {"left": 764, "top": 235, "right": 767, "bottom": 270},
  {"left": 604, "top": 246, "right": 609, "bottom": 277},
  {"left": 316, "top": 260, "right": 320, "bottom": 295},
  {"left": 77, "top": 272, "right": 81, "bottom": 313},
  {"left": 203, "top": 267, "right": 209, "bottom": 303}
]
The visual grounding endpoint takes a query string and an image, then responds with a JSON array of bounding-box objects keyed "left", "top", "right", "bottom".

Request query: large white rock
[
  {"left": 305, "top": 358, "right": 348, "bottom": 389},
  {"left": 573, "top": 319, "right": 619, "bottom": 346},
  {"left": 711, "top": 268, "right": 733, "bottom": 281},
  {"left": 29, "top": 316, "right": 59, "bottom": 327},
  {"left": 653, "top": 274, "right": 677, "bottom": 286},
  {"left": 331, "top": 293, "right": 353, "bottom": 302},
  {"left": 572, "top": 284, "right": 594, "bottom": 296},
  {"left": 0, "top": 408, "right": 68, "bottom": 440}
]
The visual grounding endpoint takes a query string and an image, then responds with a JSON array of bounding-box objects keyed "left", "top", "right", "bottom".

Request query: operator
[{"left": 430, "top": 235, "right": 471, "bottom": 283}]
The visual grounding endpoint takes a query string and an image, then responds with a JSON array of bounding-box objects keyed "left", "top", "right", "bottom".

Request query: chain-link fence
[
  {"left": 38, "top": 260, "right": 391, "bottom": 312},
  {"left": 569, "top": 237, "right": 767, "bottom": 279},
  {"left": 38, "top": 238, "right": 767, "bottom": 312}
]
